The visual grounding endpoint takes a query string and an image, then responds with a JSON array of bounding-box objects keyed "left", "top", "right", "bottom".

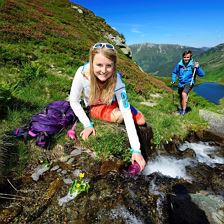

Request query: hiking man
[{"left": 171, "top": 50, "right": 205, "bottom": 115}]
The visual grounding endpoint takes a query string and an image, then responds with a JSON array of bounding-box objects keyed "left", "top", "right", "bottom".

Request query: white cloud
[{"left": 131, "top": 28, "right": 142, "bottom": 34}]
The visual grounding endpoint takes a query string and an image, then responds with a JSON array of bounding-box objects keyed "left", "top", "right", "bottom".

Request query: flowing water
[
  {"left": 0, "top": 138, "right": 224, "bottom": 224},
  {"left": 142, "top": 141, "right": 224, "bottom": 224}
]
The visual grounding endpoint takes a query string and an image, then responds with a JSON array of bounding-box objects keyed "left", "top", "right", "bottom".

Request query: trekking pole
[
  {"left": 171, "top": 82, "right": 175, "bottom": 105},
  {"left": 190, "top": 67, "right": 196, "bottom": 87}
]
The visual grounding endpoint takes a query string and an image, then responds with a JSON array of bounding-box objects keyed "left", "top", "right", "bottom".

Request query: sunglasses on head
[{"left": 92, "top": 43, "right": 115, "bottom": 50}]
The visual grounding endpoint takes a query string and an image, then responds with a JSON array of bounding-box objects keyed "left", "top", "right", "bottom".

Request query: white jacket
[{"left": 69, "top": 64, "right": 140, "bottom": 151}]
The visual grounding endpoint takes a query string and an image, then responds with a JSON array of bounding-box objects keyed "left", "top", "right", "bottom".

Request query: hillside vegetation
[
  {"left": 0, "top": 0, "right": 170, "bottom": 131},
  {"left": 0, "top": 0, "right": 222, "bottom": 177},
  {"left": 199, "top": 43, "right": 224, "bottom": 83}
]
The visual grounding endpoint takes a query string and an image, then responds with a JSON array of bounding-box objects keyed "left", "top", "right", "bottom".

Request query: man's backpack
[{"left": 13, "top": 100, "right": 77, "bottom": 148}]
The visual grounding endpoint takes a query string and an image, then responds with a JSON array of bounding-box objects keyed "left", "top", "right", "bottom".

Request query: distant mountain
[
  {"left": 199, "top": 43, "right": 224, "bottom": 83},
  {"left": 129, "top": 43, "right": 208, "bottom": 76}
]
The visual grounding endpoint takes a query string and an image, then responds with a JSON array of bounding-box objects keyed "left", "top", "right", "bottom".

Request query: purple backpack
[{"left": 13, "top": 100, "right": 77, "bottom": 148}]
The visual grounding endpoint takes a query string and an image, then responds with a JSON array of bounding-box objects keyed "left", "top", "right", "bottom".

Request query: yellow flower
[
  {"left": 76, "top": 183, "right": 81, "bottom": 188},
  {"left": 79, "top": 173, "right": 85, "bottom": 178}
]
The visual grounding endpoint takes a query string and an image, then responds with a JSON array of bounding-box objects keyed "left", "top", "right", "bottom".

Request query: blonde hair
[{"left": 88, "top": 46, "right": 117, "bottom": 105}]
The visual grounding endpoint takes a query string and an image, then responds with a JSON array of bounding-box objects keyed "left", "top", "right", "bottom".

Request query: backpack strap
[{"left": 13, "top": 127, "right": 29, "bottom": 143}]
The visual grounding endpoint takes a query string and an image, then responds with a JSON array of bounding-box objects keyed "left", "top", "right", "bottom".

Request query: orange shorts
[{"left": 90, "top": 101, "right": 144, "bottom": 123}]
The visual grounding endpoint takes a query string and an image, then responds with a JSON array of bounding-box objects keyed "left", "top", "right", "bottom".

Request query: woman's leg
[
  {"left": 130, "top": 105, "right": 145, "bottom": 125},
  {"left": 110, "top": 107, "right": 124, "bottom": 123},
  {"left": 90, "top": 102, "right": 145, "bottom": 125}
]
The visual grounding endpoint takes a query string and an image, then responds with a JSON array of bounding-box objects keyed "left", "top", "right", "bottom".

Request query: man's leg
[
  {"left": 178, "top": 87, "right": 184, "bottom": 113},
  {"left": 181, "top": 84, "right": 193, "bottom": 115},
  {"left": 181, "top": 91, "right": 188, "bottom": 112}
]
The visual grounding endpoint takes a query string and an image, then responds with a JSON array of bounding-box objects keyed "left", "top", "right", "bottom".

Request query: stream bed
[{"left": 0, "top": 135, "right": 224, "bottom": 224}]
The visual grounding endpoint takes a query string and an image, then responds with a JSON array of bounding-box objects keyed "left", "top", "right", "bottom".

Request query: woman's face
[{"left": 92, "top": 52, "right": 115, "bottom": 82}]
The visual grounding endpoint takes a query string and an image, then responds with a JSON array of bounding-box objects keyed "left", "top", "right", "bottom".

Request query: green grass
[
  {"left": 0, "top": 0, "right": 223, "bottom": 179},
  {"left": 77, "top": 121, "right": 131, "bottom": 162}
]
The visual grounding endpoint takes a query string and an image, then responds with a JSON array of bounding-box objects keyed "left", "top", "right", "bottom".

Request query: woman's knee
[
  {"left": 182, "top": 91, "right": 188, "bottom": 98},
  {"left": 136, "top": 112, "right": 146, "bottom": 125},
  {"left": 110, "top": 109, "right": 124, "bottom": 123}
]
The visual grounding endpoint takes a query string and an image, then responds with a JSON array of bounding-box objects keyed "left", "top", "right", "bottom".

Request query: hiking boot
[
  {"left": 178, "top": 108, "right": 183, "bottom": 115},
  {"left": 180, "top": 110, "right": 186, "bottom": 115}
]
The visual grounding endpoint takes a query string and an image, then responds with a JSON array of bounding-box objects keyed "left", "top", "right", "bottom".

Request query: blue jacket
[{"left": 171, "top": 59, "right": 205, "bottom": 87}]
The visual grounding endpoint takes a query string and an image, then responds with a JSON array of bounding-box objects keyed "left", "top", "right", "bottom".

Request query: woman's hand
[
  {"left": 80, "top": 127, "right": 96, "bottom": 140},
  {"left": 131, "top": 153, "right": 146, "bottom": 171}
]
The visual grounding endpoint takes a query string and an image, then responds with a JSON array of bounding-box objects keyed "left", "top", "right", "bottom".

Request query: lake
[{"left": 193, "top": 82, "right": 224, "bottom": 104}]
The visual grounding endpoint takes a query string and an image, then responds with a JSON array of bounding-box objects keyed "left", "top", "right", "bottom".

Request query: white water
[
  {"left": 179, "top": 141, "right": 224, "bottom": 167},
  {"left": 110, "top": 206, "right": 143, "bottom": 224},
  {"left": 143, "top": 141, "right": 224, "bottom": 180},
  {"left": 143, "top": 156, "right": 193, "bottom": 180}
]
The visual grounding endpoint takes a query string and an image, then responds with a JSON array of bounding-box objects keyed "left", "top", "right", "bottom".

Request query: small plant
[
  {"left": 58, "top": 172, "right": 90, "bottom": 206},
  {"left": 69, "top": 173, "right": 90, "bottom": 195}
]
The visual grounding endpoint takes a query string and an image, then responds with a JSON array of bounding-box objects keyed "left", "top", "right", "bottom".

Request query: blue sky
[{"left": 71, "top": 0, "right": 224, "bottom": 48}]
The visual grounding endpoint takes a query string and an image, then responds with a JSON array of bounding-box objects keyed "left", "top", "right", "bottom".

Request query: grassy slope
[
  {"left": 199, "top": 43, "right": 224, "bottom": 83},
  {"left": 0, "top": 0, "right": 223, "bottom": 172}
]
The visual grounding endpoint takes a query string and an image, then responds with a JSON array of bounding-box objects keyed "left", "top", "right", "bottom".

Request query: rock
[
  {"left": 0, "top": 206, "right": 23, "bottom": 224},
  {"left": 50, "top": 165, "right": 59, "bottom": 172},
  {"left": 199, "top": 109, "right": 224, "bottom": 140},
  {"left": 70, "top": 148, "right": 82, "bottom": 157},
  {"left": 71, "top": 5, "right": 83, "bottom": 14},
  {"left": 190, "top": 191, "right": 224, "bottom": 224},
  {"left": 105, "top": 33, "right": 133, "bottom": 58},
  {"left": 100, "top": 159, "right": 124, "bottom": 175},
  {"left": 179, "top": 148, "right": 196, "bottom": 159},
  {"left": 135, "top": 124, "right": 154, "bottom": 159},
  {"left": 25, "top": 178, "right": 63, "bottom": 222},
  {"left": 31, "top": 164, "right": 51, "bottom": 181},
  {"left": 140, "top": 101, "right": 157, "bottom": 107},
  {"left": 168, "top": 184, "right": 210, "bottom": 224},
  {"left": 116, "top": 43, "right": 132, "bottom": 58}
]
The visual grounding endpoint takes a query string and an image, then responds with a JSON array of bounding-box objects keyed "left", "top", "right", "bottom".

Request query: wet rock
[
  {"left": 210, "top": 165, "right": 224, "bottom": 194},
  {"left": 135, "top": 123, "right": 154, "bottom": 159},
  {"left": 168, "top": 184, "right": 210, "bottom": 224},
  {"left": 0, "top": 205, "right": 23, "bottom": 224},
  {"left": 100, "top": 159, "right": 124, "bottom": 175},
  {"left": 190, "top": 191, "right": 224, "bottom": 224},
  {"left": 179, "top": 148, "right": 196, "bottom": 159},
  {"left": 24, "top": 178, "right": 63, "bottom": 222},
  {"left": 203, "top": 130, "right": 224, "bottom": 144},
  {"left": 186, "top": 164, "right": 213, "bottom": 189},
  {"left": 3, "top": 135, "right": 223, "bottom": 224},
  {"left": 163, "top": 142, "right": 178, "bottom": 154}
]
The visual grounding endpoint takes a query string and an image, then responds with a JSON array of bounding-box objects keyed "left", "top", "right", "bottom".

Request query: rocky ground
[{"left": 0, "top": 125, "right": 224, "bottom": 224}]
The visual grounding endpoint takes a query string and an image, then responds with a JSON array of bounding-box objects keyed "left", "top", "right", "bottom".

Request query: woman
[{"left": 69, "top": 42, "right": 146, "bottom": 171}]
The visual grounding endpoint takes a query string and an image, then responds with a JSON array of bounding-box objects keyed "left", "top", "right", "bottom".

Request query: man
[{"left": 171, "top": 50, "right": 205, "bottom": 115}]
